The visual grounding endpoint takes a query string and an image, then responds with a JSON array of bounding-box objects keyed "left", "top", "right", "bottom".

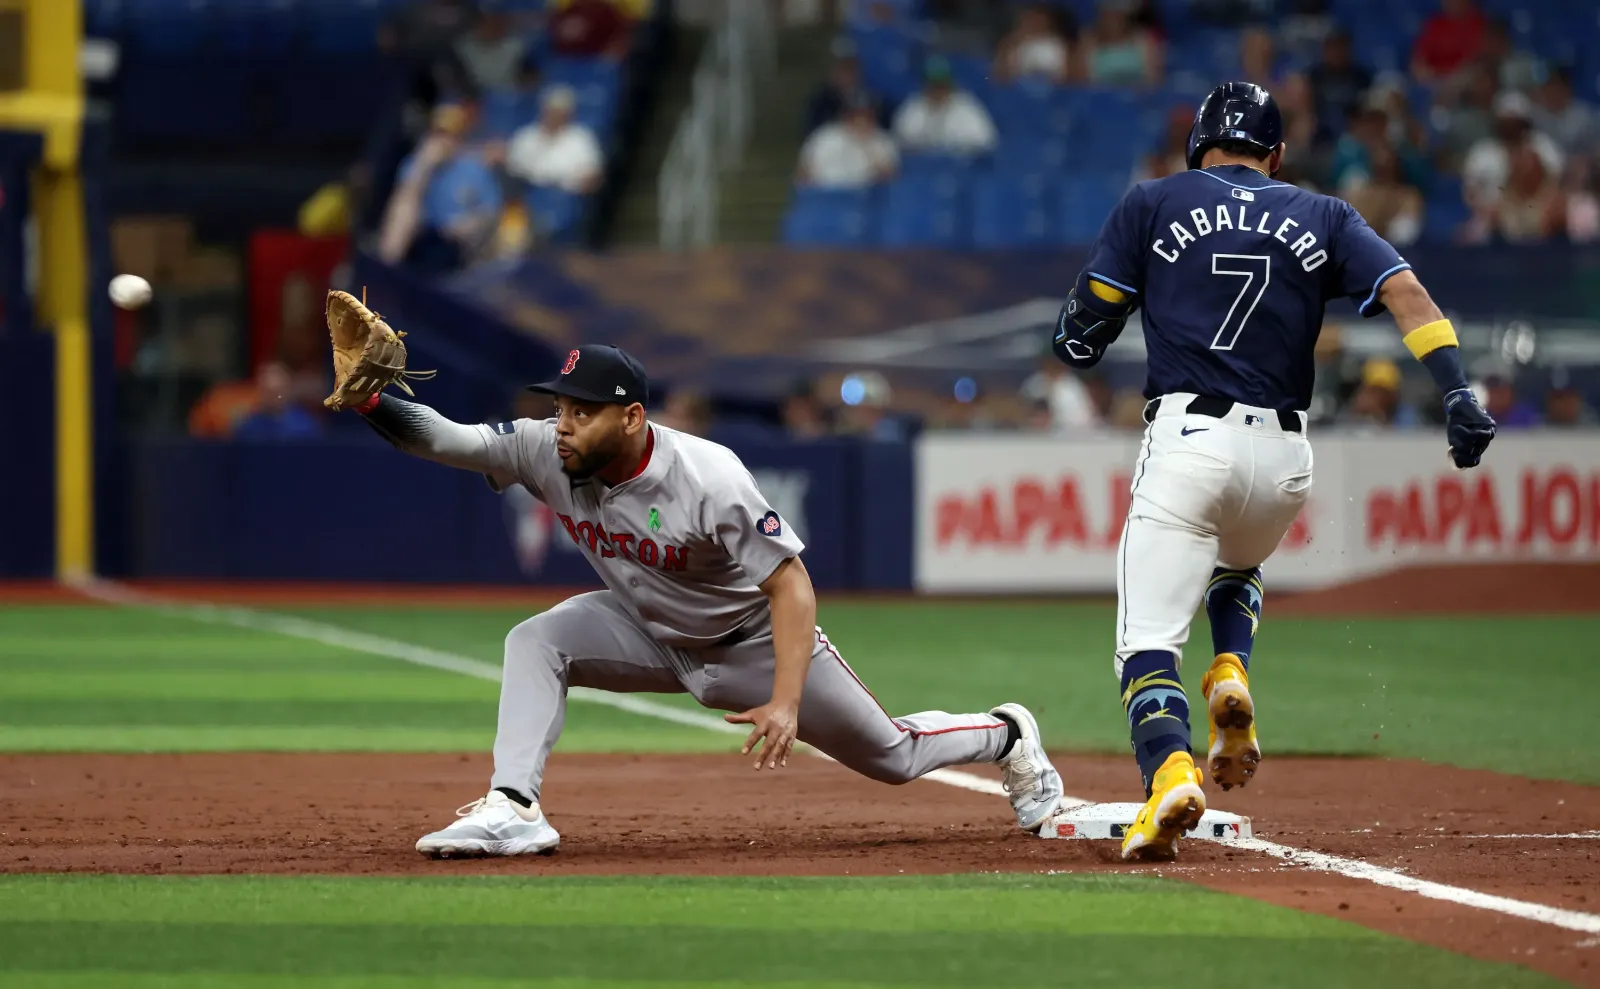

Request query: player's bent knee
[{"left": 503, "top": 615, "right": 564, "bottom": 667}]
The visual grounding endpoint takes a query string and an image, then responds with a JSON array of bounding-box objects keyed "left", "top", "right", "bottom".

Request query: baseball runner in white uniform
[
  {"left": 348, "top": 344, "right": 1065, "bottom": 857},
  {"left": 1054, "top": 82, "right": 1497, "bottom": 861}
]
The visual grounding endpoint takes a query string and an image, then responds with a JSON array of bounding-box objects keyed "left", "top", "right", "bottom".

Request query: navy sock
[
  {"left": 1205, "top": 567, "right": 1263, "bottom": 669},
  {"left": 1120, "top": 650, "right": 1191, "bottom": 796}
]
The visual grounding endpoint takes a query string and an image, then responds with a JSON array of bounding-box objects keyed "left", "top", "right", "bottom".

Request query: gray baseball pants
[{"left": 490, "top": 591, "right": 1012, "bottom": 800}]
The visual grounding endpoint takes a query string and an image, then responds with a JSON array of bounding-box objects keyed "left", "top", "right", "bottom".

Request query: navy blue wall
[{"left": 129, "top": 431, "right": 915, "bottom": 590}]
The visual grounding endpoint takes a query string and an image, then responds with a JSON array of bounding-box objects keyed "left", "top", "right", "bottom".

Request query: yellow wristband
[{"left": 1403, "top": 319, "right": 1458, "bottom": 360}]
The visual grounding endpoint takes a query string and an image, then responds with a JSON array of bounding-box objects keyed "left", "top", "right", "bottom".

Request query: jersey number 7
[{"left": 1210, "top": 253, "right": 1271, "bottom": 351}]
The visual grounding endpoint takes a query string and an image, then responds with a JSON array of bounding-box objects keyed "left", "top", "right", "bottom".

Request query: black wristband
[{"left": 1420, "top": 345, "right": 1470, "bottom": 397}]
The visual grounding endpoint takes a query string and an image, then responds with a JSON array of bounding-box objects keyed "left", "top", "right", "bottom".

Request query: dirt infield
[{"left": 1, "top": 751, "right": 1596, "bottom": 985}]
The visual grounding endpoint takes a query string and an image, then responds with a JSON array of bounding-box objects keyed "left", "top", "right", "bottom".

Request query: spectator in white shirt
[
  {"left": 504, "top": 85, "right": 604, "bottom": 194},
  {"left": 1462, "top": 91, "right": 1563, "bottom": 209},
  {"left": 797, "top": 96, "right": 899, "bottom": 189},
  {"left": 892, "top": 56, "right": 997, "bottom": 157},
  {"left": 1020, "top": 353, "right": 1102, "bottom": 432},
  {"left": 1532, "top": 67, "right": 1599, "bottom": 156},
  {"left": 995, "top": 4, "right": 1071, "bottom": 84}
]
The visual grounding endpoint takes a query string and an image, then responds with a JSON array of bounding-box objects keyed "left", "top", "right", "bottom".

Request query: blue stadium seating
[
  {"left": 526, "top": 185, "right": 585, "bottom": 244},
  {"left": 781, "top": 0, "right": 1594, "bottom": 250},
  {"left": 1059, "top": 174, "right": 1125, "bottom": 245},
  {"left": 878, "top": 174, "right": 967, "bottom": 247},
  {"left": 783, "top": 188, "right": 877, "bottom": 247},
  {"left": 971, "top": 174, "right": 1057, "bottom": 249}
]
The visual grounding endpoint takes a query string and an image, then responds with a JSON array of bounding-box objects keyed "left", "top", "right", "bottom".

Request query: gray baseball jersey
[
  {"left": 472, "top": 417, "right": 806, "bottom": 646},
  {"left": 362, "top": 395, "right": 1022, "bottom": 817}
]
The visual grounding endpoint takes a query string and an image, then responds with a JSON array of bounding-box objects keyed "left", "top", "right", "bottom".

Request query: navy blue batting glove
[{"left": 1443, "top": 387, "right": 1496, "bottom": 469}]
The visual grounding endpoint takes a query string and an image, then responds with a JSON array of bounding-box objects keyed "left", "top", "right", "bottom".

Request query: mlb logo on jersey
[
  {"left": 758, "top": 511, "right": 783, "bottom": 536},
  {"left": 1231, "top": 188, "right": 1255, "bottom": 202},
  {"left": 1244, "top": 414, "right": 1265, "bottom": 427}
]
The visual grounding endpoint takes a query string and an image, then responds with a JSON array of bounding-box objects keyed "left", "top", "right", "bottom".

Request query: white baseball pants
[{"left": 1114, "top": 393, "right": 1313, "bottom": 676}]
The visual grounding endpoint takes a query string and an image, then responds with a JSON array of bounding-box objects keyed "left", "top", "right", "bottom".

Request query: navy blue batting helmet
[{"left": 1186, "top": 81, "right": 1284, "bottom": 171}]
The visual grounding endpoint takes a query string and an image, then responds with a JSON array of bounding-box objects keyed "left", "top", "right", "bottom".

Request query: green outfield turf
[
  {"left": 3, "top": 600, "right": 1596, "bottom": 781},
  {"left": 0, "top": 874, "right": 1561, "bottom": 988},
  {"left": 0, "top": 596, "right": 1588, "bottom": 988}
]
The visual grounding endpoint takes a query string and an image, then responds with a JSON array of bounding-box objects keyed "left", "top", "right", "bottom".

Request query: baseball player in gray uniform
[{"left": 349, "top": 344, "right": 1065, "bottom": 857}]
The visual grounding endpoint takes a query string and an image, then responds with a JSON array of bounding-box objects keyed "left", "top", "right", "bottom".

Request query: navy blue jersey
[{"left": 1084, "top": 164, "right": 1410, "bottom": 412}]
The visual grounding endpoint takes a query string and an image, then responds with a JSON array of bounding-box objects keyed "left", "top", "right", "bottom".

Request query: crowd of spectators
[
  {"left": 794, "top": 0, "right": 1600, "bottom": 246},
  {"left": 363, "top": 0, "right": 644, "bottom": 273}
]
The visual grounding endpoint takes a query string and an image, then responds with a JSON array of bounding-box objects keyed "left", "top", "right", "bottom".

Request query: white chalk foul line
[{"left": 73, "top": 579, "right": 1600, "bottom": 936}]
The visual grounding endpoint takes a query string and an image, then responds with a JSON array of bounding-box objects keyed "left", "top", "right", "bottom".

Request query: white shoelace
[
  {"left": 1001, "top": 753, "right": 1039, "bottom": 798},
  {"left": 455, "top": 797, "right": 491, "bottom": 817}
]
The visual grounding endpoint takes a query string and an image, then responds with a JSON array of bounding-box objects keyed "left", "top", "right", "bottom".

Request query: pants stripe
[{"left": 820, "top": 627, "right": 1007, "bottom": 739}]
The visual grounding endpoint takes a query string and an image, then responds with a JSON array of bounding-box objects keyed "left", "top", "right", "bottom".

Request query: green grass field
[{"left": 1, "top": 596, "right": 1592, "bottom": 987}]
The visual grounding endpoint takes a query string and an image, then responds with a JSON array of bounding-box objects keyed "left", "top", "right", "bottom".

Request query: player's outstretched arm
[
  {"left": 725, "top": 556, "right": 816, "bottom": 771},
  {"left": 356, "top": 393, "right": 520, "bottom": 480},
  {"left": 1379, "top": 270, "right": 1496, "bottom": 469}
]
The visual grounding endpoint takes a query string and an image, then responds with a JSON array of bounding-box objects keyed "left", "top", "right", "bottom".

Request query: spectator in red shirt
[
  {"left": 1410, "top": 0, "right": 1486, "bottom": 85},
  {"left": 549, "top": 0, "right": 630, "bottom": 60}
]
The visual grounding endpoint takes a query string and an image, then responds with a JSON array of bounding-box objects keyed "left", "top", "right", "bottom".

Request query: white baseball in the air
[{"left": 108, "top": 274, "right": 153, "bottom": 310}]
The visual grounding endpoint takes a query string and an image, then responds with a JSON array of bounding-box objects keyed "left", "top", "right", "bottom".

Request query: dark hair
[{"left": 1209, "top": 139, "right": 1272, "bottom": 161}]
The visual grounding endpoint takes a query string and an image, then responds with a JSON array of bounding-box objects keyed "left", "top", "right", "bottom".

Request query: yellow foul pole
[{"left": 0, "top": 0, "right": 89, "bottom": 578}]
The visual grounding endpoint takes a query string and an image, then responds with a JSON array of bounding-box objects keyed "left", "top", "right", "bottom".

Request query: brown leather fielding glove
[{"left": 323, "top": 289, "right": 435, "bottom": 410}]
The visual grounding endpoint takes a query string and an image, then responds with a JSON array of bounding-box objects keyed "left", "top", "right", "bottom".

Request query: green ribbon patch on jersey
[{"left": 648, "top": 507, "right": 661, "bottom": 532}]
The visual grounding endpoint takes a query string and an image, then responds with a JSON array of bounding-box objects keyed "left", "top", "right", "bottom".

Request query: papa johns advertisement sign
[{"left": 915, "top": 432, "right": 1600, "bottom": 593}]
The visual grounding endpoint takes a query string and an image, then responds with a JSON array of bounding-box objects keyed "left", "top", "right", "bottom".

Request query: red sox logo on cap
[{"left": 560, "top": 349, "right": 580, "bottom": 375}]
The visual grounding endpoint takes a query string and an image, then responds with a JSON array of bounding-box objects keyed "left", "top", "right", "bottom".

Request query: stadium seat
[
  {"left": 988, "top": 81, "right": 1065, "bottom": 138},
  {"left": 782, "top": 188, "right": 877, "bottom": 247},
  {"left": 877, "top": 174, "right": 969, "bottom": 247},
  {"left": 944, "top": 53, "right": 992, "bottom": 103},
  {"left": 1421, "top": 177, "right": 1470, "bottom": 244},
  {"left": 526, "top": 185, "right": 586, "bottom": 243},
  {"left": 898, "top": 152, "right": 981, "bottom": 180},
  {"left": 971, "top": 174, "right": 1059, "bottom": 249},
  {"left": 482, "top": 89, "right": 543, "bottom": 138},
  {"left": 852, "top": 25, "right": 922, "bottom": 105},
  {"left": 1059, "top": 174, "right": 1125, "bottom": 245},
  {"left": 994, "top": 134, "right": 1070, "bottom": 173}
]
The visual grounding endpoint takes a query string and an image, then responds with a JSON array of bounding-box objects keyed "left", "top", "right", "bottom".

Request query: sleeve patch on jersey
[
  {"left": 757, "top": 511, "right": 783, "bottom": 537},
  {"left": 493, "top": 422, "right": 516, "bottom": 435}
]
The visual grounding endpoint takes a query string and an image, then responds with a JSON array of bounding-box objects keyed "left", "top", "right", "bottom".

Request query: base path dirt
[{"left": 1, "top": 752, "right": 1597, "bottom": 985}]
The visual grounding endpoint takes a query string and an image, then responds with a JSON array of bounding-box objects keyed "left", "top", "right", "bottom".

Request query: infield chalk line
[{"left": 72, "top": 578, "right": 1600, "bottom": 937}]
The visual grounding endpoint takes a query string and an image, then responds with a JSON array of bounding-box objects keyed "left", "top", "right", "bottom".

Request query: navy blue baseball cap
[{"left": 528, "top": 345, "right": 650, "bottom": 406}]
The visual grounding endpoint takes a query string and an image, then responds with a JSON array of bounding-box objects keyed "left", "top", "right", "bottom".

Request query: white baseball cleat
[
  {"left": 415, "top": 790, "right": 561, "bottom": 859},
  {"left": 991, "top": 703, "right": 1065, "bottom": 833}
]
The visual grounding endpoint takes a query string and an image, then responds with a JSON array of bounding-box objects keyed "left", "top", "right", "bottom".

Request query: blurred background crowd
[{"left": 79, "top": 0, "right": 1600, "bottom": 447}]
